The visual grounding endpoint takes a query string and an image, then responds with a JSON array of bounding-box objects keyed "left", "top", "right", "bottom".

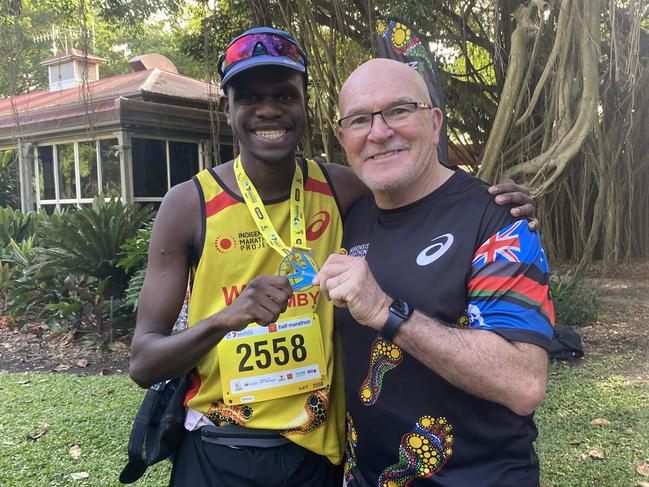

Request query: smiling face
[
  {"left": 222, "top": 66, "right": 307, "bottom": 166},
  {"left": 337, "top": 59, "right": 444, "bottom": 204}
]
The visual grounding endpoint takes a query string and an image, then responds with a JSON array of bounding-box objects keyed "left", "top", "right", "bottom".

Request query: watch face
[{"left": 391, "top": 298, "right": 410, "bottom": 318}]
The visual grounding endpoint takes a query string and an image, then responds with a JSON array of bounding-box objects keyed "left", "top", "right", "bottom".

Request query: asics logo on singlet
[{"left": 416, "top": 233, "right": 454, "bottom": 266}]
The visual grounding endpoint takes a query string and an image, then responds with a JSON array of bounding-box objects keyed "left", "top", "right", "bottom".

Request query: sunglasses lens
[{"left": 222, "top": 34, "right": 303, "bottom": 72}]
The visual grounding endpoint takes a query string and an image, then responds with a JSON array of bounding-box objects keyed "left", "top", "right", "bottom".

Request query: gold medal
[{"left": 278, "top": 249, "right": 320, "bottom": 292}]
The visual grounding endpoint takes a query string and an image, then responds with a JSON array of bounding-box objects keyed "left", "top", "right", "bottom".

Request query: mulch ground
[
  {"left": 1, "top": 260, "right": 648, "bottom": 377},
  {"left": 0, "top": 321, "right": 132, "bottom": 375}
]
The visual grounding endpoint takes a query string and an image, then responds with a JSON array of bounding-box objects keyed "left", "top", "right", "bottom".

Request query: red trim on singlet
[
  {"left": 205, "top": 191, "right": 239, "bottom": 218},
  {"left": 183, "top": 369, "right": 202, "bottom": 407},
  {"left": 304, "top": 177, "right": 333, "bottom": 196}
]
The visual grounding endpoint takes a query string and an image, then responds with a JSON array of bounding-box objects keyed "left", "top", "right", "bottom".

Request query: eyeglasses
[
  {"left": 338, "top": 102, "right": 431, "bottom": 132},
  {"left": 217, "top": 32, "right": 308, "bottom": 78}
]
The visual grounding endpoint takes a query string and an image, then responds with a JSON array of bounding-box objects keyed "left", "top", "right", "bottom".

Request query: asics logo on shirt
[{"left": 416, "top": 233, "right": 454, "bottom": 266}]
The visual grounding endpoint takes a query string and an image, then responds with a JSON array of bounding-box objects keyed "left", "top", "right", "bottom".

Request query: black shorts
[{"left": 169, "top": 428, "right": 342, "bottom": 487}]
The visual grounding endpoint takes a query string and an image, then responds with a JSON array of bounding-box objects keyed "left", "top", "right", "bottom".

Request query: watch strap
[{"left": 380, "top": 299, "right": 413, "bottom": 341}]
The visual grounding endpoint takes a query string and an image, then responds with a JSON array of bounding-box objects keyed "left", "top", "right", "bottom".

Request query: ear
[
  {"left": 219, "top": 94, "right": 231, "bottom": 126},
  {"left": 336, "top": 124, "right": 346, "bottom": 151},
  {"left": 430, "top": 107, "right": 444, "bottom": 146}
]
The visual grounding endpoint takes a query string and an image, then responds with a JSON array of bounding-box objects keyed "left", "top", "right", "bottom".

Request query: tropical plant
[
  {"left": 0, "top": 207, "right": 41, "bottom": 248},
  {"left": 550, "top": 273, "right": 599, "bottom": 327},
  {"left": 1, "top": 237, "right": 57, "bottom": 320},
  {"left": 39, "top": 198, "right": 154, "bottom": 297},
  {"left": 30, "top": 198, "right": 154, "bottom": 342}
]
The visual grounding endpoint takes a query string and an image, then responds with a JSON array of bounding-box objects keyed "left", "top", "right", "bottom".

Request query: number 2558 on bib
[{"left": 218, "top": 315, "right": 329, "bottom": 404}]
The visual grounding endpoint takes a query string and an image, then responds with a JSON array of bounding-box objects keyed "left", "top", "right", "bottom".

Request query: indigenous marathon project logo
[
  {"left": 217, "top": 212, "right": 332, "bottom": 254},
  {"left": 214, "top": 235, "right": 238, "bottom": 253}
]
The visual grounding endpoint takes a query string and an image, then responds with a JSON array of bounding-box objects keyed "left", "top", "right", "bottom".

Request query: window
[
  {"left": 132, "top": 138, "right": 202, "bottom": 201},
  {"left": 132, "top": 138, "right": 167, "bottom": 198},
  {"left": 219, "top": 143, "right": 234, "bottom": 164},
  {"left": 79, "top": 141, "right": 98, "bottom": 198},
  {"left": 37, "top": 146, "right": 55, "bottom": 200},
  {"left": 56, "top": 144, "right": 76, "bottom": 199},
  {"left": 34, "top": 138, "right": 121, "bottom": 209},
  {"left": 169, "top": 141, "right": 199, "bottom": 187},
  {"left": 99, "top": 139, "right": 121, "bottom": 197},
  {"left": 0, "top": 148, "right": 19, "bottom": 207}
]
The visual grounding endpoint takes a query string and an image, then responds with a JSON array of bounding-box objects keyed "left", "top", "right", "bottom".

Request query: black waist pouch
[{"left": 119, "top": 376, "right": 189, "bottom": 484}]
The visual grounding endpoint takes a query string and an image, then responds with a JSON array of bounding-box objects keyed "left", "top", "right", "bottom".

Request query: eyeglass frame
[{"left": 337, "top": 102, "right": 432, "bottom": 131}]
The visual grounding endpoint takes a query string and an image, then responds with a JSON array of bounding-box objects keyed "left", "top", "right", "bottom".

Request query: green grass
[
  {"left": 0, "top": 354, "right": 647, "bottom": 486},
  {"left": 537, "top": 353, "right": 649, "bottom": 487},
  {"left": 0, "top": 373, "right": 171, "bottom": 486}
]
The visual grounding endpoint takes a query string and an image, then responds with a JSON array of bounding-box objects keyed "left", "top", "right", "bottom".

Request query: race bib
[{"left": 218, "top": 314, "right": 329, "bottom": 404}]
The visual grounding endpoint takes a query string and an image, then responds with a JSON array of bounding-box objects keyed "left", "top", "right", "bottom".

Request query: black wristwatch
[{"left": 380, "top": 298, "right": 414, "bottom": 342}]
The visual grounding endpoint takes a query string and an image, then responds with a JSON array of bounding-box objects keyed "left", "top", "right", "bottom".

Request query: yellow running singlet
[{"left": 185, "top": 158, "right": 345, "bottom": 464}]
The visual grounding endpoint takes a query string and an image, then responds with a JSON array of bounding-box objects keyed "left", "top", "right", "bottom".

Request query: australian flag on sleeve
[{"left": 467, "top": 220, "right": 555, "bottom": 349}]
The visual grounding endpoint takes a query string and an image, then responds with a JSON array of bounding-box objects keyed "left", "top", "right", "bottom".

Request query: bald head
[{"left": 339, "top": 59, "right": 432, "bottom": 112}]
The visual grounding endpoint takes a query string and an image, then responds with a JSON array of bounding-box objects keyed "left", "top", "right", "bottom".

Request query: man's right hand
[{"left": 221, "top": 275, "right": 293, "bottom": 330}]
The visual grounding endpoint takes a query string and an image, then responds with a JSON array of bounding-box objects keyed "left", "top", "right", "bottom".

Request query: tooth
[{"left": 255, "top": 129, "right": 287, "bottom": 140}]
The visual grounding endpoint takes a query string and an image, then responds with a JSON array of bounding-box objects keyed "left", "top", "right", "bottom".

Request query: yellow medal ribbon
[{"left": 233, "top": 156, "right": 309, "bottom": 256}]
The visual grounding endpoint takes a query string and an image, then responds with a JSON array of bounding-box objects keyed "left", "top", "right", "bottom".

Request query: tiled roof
[{"left": 0, "top": 69, "right": 219, "bottom": 118}]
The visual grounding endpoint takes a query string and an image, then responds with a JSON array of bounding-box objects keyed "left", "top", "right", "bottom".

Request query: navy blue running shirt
[{"left": 337, "top": 170, "right": 554, "bottom": 487}]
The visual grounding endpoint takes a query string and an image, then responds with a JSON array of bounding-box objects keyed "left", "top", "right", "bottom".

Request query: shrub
[
  {"left": 550, "top": 273, "right": 599, "bottom": 326},
  {"left": 0, "top": 207, "right": 41, "bottom": 248},
  {"left": 5, "top": 198, "right": 154, "bottom": 344},
  {"left": 39, "top": 198, "right": 154, "bottom": 299}
]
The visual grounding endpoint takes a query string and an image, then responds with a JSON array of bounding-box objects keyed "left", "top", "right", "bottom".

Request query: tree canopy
[{"left": 1, "top": 0, "right": 648, "bottom": 266}]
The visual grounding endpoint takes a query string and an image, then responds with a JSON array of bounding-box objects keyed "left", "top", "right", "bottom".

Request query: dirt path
[
  {"left": 574, "top": 261, "right": 649, "bottom": 376},
  {"left": 1, "top": 260, "right": 648, "bottom": 376}
]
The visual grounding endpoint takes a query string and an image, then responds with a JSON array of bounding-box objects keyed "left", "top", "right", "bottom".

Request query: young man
[
  {"left": 316, "top": 59, "right": 554, "bottom": 486},
  {"left": 129, "top": 29, "right": 537, "bottom": 486}
]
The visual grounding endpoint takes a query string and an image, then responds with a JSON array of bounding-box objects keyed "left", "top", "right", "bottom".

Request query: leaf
[
  {"left": 590, "top": 418, "right": 611, "bottom": 427},
  {"left": 69, "top": 444, "right": 82, "bottom": 460},
  {"left": 53, "top": 363, "right": 72, "bottom": 372},
  {"left": 637, "top": 482, "right": 649, "bottom": 487},
  {"left": 70, "top": 472, "right": 89, "bottom": 480},
  {"left": 622, "top": 428, "right": 635, "bottom": 436},
  {"left": 27, "top": 424, "right": 48, "bottom": 440},
  {"left": 76, "top": 359, "right": 88, "bottom": 368},
  {"left": 99, "top": 367, "right": 112, "bottom": 376},
  {"left": 584, "top": 448, "right": 605, "bottom": 460},
  {"left": 636, "top": 460, "right": 649, "bottom": 477}
]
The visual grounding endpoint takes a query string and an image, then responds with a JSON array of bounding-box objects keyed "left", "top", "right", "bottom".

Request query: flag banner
[{"left": 374, "top": 18, "right": 449, "bottom": 165}]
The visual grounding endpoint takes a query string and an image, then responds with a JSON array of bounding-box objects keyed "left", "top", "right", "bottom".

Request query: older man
[
  {"left": 315, "top": 59, "right": 554, "bottom": 486},
  {"left": 129, "top": 26, "right": 539, "bottom": 486}
]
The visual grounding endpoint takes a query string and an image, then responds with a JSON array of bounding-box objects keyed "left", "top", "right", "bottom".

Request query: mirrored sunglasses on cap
[{"left": 218, "top": 32, "right": 307, "bottom": 79}]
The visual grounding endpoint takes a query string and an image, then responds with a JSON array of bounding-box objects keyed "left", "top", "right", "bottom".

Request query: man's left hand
[
  {"left": 313, "top": 254, "right": 390, "bottom": 331},
  {"left": 488, "top": 178, "right": 538, "bottom": 230}
]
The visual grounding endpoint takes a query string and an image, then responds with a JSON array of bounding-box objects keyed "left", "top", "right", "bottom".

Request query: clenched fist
[
  {"left": 220, "top": 275, "right": 293, "bottom": 331},
  {"left": 313, "top": 254, "right": 391, "bottom": 331}
]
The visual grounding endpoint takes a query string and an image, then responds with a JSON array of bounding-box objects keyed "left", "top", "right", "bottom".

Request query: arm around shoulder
[{"left": 322, "top": 163, "right": 371, "bottom": 214}]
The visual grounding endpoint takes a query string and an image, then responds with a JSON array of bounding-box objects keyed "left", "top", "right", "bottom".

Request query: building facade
[{"left": 0, "top": 50, "right": 233, "bottom": 212}]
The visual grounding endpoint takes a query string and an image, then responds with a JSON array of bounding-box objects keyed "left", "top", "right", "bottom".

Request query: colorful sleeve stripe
[{"left": 467, "top": 220, "right": 554, "bottom": 348}]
